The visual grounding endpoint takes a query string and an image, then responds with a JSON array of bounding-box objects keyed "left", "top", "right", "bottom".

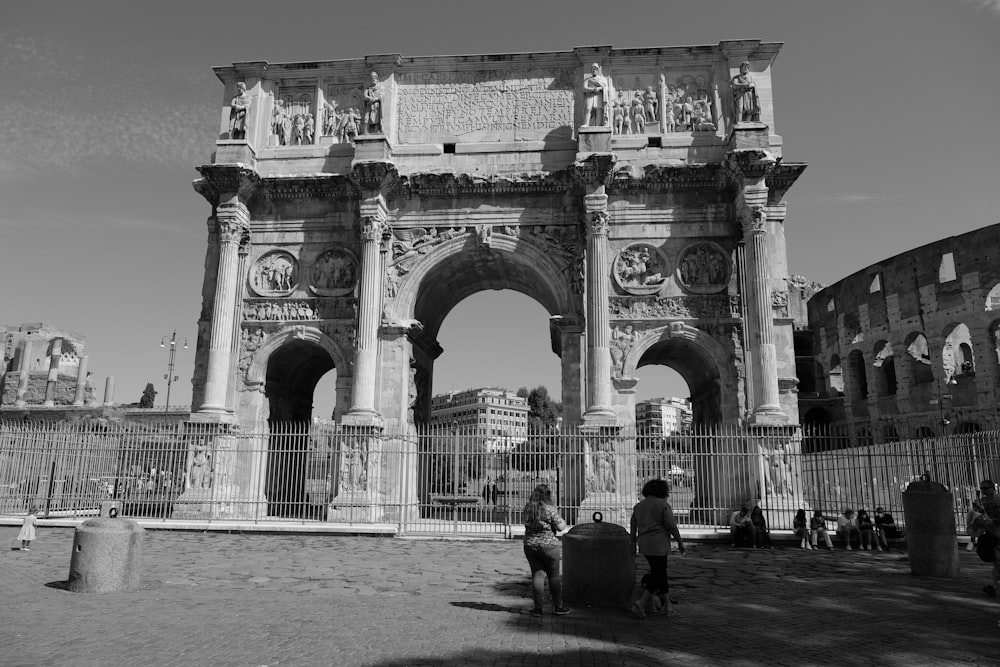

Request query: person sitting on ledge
[
  {"left": 837, "top": 509, "right": 862, "bottom": 551},
  {"left": 874, "top": 507, "right": 902, "bottom": 549},
  {"left": 750, "top": 506, "right": 772, "bottom": 549},
  {"left": 857, "top": 509, "right": 882, "bottom": 551},
  {"left": 729, "top": 506, "right": 756, "bottom": 548},
  {"left": 810, "top": 510, "right": 835, "bottom": 550}
]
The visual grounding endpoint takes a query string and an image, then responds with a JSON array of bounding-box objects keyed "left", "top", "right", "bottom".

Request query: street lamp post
[
  {"left": 931, "top": 374, "right": 958, "bottom": 487},
  {"left": 160, "top": 331, "right": 189, "bottom": 420}
]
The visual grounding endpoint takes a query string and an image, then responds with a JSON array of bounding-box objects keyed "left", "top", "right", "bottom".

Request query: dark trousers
[{"left": 643, "top": 554, "right": 669, "bottom": 594}]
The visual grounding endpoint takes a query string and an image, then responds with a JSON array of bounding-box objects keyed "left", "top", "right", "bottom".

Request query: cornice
[
  {"left": 254, "top": 175, "right": 356, "bottom": 202},
  {"left": 350, "top": 161, "right": 401, "bottom": 196},
  {"left": 398, "top": 170, "right": 576, "bottom": 199},
  {"left": 766, "top": 162, "right": 807, "bottom": 204},
  {"left": 609, "top": 163, "right": 726, "bottom": 194},
  {"left": 193, "top": 165, "right": 260, "bottom": 206}
]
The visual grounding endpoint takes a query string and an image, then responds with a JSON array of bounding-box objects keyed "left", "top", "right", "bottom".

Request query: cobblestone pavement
[{"left": 1, "top": 526, "right": 998, "bottom": 666}]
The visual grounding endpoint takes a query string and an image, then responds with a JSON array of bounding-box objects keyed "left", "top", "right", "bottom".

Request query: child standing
[{"left": 18, "top": 509, "right": 37, "bottom": 551}]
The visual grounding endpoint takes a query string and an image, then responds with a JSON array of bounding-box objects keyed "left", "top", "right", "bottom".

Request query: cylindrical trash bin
[
  {"left": 563, "top": 512, "right": 635, "bottom": 606},
  {"left": 902, "top": 479, "right": 959, "bottom": 577},
  {"left": 68, "top": 517, "right": 145, "bottom": 593}
]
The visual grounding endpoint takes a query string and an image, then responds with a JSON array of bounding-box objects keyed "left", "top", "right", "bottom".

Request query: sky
[{"left": 2, "top": 0, "right": 999, "bottom": 417}]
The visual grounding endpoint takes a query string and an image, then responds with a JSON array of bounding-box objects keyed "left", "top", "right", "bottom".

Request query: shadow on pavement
[
  {"left": 450, "top": 601, "right": 524, "bottom": 614},
  {"left": 44, "top": 580, "right": 69, "bottom": 590}
]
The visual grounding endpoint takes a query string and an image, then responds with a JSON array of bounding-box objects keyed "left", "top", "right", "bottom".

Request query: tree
[
  {"left": 524, "top": 385, "right": 562, "bottom": 434},
  {"left": 139, "top": 383, "right": 157, "bottom": 408}
]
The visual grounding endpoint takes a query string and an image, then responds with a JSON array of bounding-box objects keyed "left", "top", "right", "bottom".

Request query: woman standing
[
  {"left": 630, "top": 479, "right": 685, "bottom": 618},
  {"left": 522, "top": 483, "right": 571, "bottom": 617}
]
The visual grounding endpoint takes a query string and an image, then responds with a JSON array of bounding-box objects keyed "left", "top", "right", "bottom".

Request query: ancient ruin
[{"left": 186, "top": 43, "right": 807, "bottom": 521}]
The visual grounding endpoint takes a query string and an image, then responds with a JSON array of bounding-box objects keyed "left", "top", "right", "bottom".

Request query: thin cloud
[
  {"left": 816, "top": 194, "right": 891, "bottom": 204},
  {"left": 963, "top": 0, "right": 1000, "bottom": 13}
]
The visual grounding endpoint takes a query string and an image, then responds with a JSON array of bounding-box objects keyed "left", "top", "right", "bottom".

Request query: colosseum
[{"left": 795, "top": 222, "right": 1000, "bottom": 442}]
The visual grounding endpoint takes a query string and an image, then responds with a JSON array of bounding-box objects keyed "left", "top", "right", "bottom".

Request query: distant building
[
  {"left": 636, "top": 397, "right": 692, "bottom": 435},
  {"left": 429, "top": 388, "right": 529, "bottom": 452},
  {"left": 1, "top": 323, "right": 97, "bottom": 408}
]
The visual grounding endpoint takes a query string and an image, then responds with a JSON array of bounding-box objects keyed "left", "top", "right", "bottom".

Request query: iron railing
[{"left": 1, "top": 420, "right": 996, "bottom": 537}]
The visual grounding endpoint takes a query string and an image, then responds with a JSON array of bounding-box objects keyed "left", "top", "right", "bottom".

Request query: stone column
[
  {"left": 728, "top": 148, "right": 786, "bottom": 424},
  {"left": 14, "top": 338, "right": 32, "bottom": 407},
  {"left": 551, "top": 316, "right": 585, "bottom": 427},
  {"left": 741, "top": 205, "right": 784, "bottom": 421},
  {"left": 103, "top": 377, "right": 115, "bottom": 407},
  {"left": 583, "top": 195, "right": 615, "bottom": 422},
  {"left": 43, "top": 338, "right": 63, "bottom": 406},
  {"left": 344, "top": 195, "right": 388, "bottom": 425},
  {"left": 73, "top": 355, "right": 89, "bottom": 406},
  {"left": 198, "top": 203, "right": 250, "bottom": 417}
]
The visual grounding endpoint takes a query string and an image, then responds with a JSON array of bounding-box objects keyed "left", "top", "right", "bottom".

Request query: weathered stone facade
[
  {"left": 0, "top": 323, "right": 97, "bottom": 409},
  {"left": 190, "top": 42, "right": 806, "bottom": 438},
  {"left": 798, "top": 223, "right": 1000, "bottom": 437}
]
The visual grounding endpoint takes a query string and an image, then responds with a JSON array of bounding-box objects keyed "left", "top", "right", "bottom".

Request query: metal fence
[{"left": 1, "top": 420, "right": 997, "bottom": 537}]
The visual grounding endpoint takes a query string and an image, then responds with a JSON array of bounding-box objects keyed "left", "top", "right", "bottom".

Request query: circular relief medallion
[
  {"left": 309, "top": 248, "right": 359, "bottom": 297},
  {"left": 249, "top": 250, "right": 299, "bottom": 297},
  {"left": 613, "top": 243, "right": 668, "bottom": 296},
  {"left": 677, "top": 242, "right": 730, "bottom": 294}
]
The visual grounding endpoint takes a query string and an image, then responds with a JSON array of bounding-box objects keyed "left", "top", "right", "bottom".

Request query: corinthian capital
[
  {"left": 587, "top": 210, "right": 610, "bottom": 237},
  {"left": 216, "top": 214, "right": 249, "bottom": 244},
  {"left": 362, "top": 214, "right": 389, "bottom": 242},
  {"left": 740, "top": 206, "right": 767, "bottom": 235}
]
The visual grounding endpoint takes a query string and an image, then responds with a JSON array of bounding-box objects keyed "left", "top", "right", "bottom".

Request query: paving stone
[{"left": 2, "top": 526, "right": 999, "bottom": 665}]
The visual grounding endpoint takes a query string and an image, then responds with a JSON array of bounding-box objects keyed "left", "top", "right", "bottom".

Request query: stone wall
[{"left": 801, "top": 223, "right": 1000, "bottom": 436}]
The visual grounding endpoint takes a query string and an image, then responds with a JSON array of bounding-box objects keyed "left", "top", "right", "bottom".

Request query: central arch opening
[{"left": 636, "top": 336, "right": 723, "bottom": 427}]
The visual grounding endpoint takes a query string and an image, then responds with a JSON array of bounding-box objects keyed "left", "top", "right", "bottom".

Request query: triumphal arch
[{"left": 185, "top": 42, "right": 806, "bottom": 523}]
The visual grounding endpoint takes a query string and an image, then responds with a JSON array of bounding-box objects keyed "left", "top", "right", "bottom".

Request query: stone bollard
[
  {"left": 902, "top": 479, "right": 959, "bottom": 577},
  {"left": 562, "top": 512, "right": 635, "bottom": 606},
  {"left": 68, "top": 518, "right": 145, "bottom": 593}
]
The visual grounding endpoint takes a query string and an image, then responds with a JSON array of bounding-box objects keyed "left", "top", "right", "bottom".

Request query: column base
[
  {"left": 171, "top": 486, "right": 265, "bottom": 520},
  {"left": 747, "top": 408, "right": 788, "bottom": 426},
  {"left": 578, "top": 493, "right": 631, "bottom": 528},
  {"left": 189, "top": 410, "right": 238, "bottom": 426},
  {"left": 327, "top": 491, "right": 382, "bottom": 523},
  {"left": 340, "top": 411, "right": 384, "bottom": 428},
  {"left": 582, "top": 409, "right": 618, "bottom": 428}
]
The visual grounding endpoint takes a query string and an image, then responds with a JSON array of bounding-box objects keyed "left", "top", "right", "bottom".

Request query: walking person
[
  {"left": 522, "top": 483, "right": 571, "bottom": 617},
  {"left": 17, "top": 508, "right": 37, "bottom": 551},
  {"left": 630, "top": 479, "right": 685, "bottom": 618},
  {"left": 971, "top": 479, "right": 1000, "bottom": 598}
]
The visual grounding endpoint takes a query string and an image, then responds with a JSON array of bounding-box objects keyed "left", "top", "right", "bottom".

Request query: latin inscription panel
[{"left": 396, "top": 69, "right": 576, "bottom": 144}]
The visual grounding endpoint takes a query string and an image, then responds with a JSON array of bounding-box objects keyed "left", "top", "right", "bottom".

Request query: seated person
[
  {"left": 793, "top": 508, "right": 811, "bottom": 550},
  {"left": 967, "top": 498, "right": 987, "bottom": 552},
  {"left": 729, "top": 506, "right": 756, "bottom": 548},
  {"left": 750, "top": 506, "right": 772, "bottom": 549},
  {"left": 856, "top": 509, "right": 881, "bottom": 551},
  {"left": 836, "top": 509, "right": 862, "bottom": 551},
  {"left": 810, "top": 510, "right": 835, "bottom": 549},
  {"left": 874, "top": 507, "right": 902, "bottom": 549}
]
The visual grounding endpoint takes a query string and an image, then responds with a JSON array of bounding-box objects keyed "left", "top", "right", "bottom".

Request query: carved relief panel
[
  {"left": 611, "top": 71, "right": 717, "bottom": 135},
  {"left": 249, "top": 250, "right": 299, "bottom": 297},
  {"left": 272, "top": 85, "right": 316, "bottom": 146},
  {"left": 677, "top": 242, "right": 730, "bottom": 294},
  {"left": 324, "top": 82, "right": 366, "bottom": 144},
  {"left": 395, "top": 68, "right": 576, "bottom": 143},
  {"left": 309, "top": 248, "right": 359, "bottom": 297},
  {"left": 613, "top": 243, "right": 668, "bottom": 296}
]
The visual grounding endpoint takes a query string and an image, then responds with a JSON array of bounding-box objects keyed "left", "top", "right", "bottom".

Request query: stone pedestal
[
  {"left": 578, "top": 126, "right": 612, "bottom": 153},
  {"left": 68, "top": 518, "right": 145, "bottom": 593},
  {"left": 327, "top": 491, "right": 381, "bottom": 523},
  {"left": 354, "top": 134, "right": 392, "bottom": 161}
]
